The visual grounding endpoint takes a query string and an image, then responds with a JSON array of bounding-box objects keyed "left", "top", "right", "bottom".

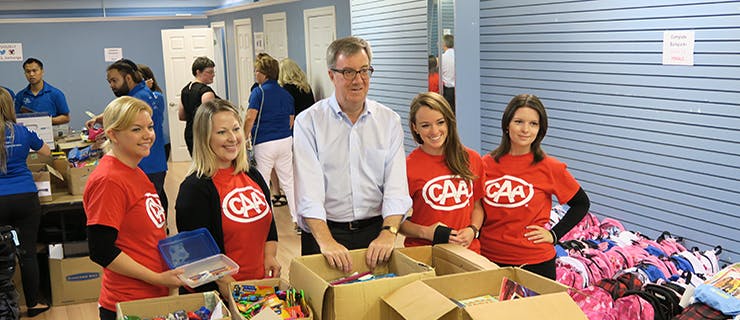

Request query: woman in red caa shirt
[
  {"left": 401, "top": 92, "right": 485, "bottom": 252},
  {"left": 479, "top": 94, "right": 590, "bottom": 280}
]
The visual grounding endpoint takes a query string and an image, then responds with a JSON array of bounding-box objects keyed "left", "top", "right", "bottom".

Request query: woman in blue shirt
[
  {"left": 244, "top": 56, "right": 297, "bottom": 227},
  {"left": 0, "top": 88, "right": 51, "bottom": 317}
]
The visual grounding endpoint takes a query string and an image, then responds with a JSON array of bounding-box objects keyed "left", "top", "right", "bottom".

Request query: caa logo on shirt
[
  {"left": 145, "top": 193, "right": 166, "bottom": 228},
  {"left": 222, "top": 186, "right": 270, "bottom": 223},
  {"left": 422, "top": 175, "right": 473, "bottom": 211},
  {"left": 483, "top": 175, "right": 533, "bottom": 208}
]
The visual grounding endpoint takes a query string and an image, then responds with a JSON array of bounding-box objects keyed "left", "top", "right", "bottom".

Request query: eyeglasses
[{"left": 330, "top": 67, "right": 374, "bottom": 80}]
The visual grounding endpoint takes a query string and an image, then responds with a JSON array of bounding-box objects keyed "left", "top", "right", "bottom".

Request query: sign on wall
[
  {"left": 104, "top": 48, "right": 123, "bottom": 62},
  {"left": 662, "top": 30, "right": 695, "bottom": 66},
  {"left": 0, "top": 43, "right": 23, "bottom": 61}
]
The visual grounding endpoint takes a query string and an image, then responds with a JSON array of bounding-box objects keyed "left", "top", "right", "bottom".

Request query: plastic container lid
[
  {"left": 158, "top": 228, "right": 239, "bottom": 287},
  {"left": 158, "top": 228, "right": 221, "bottom": 269}
]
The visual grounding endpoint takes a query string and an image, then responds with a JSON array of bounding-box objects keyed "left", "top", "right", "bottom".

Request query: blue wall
[
  {"left": 462, "top": 0, "right": 739, "bottom": 264},
  {"left": 0, "top": 18, "right": 208, "bottom": 132},
  {"left": 208, "top": 0, "right": 351, "bottom": 102}
]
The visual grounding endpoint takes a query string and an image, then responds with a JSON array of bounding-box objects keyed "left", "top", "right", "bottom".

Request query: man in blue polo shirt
[{"left": 15, "top": 58, "right": 70, "bottom": 125}]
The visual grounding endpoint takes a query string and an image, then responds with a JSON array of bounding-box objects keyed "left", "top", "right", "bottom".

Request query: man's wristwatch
[
  {"left": 382, "top": 225, "right": 398, "bottom": 235},
  {"left": 467, "top": 224, "right": 480, "bottom": 239}
]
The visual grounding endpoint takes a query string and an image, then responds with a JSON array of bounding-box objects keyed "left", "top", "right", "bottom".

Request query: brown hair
[
  {"left": 326, "top": 36, "right": 372, "bottom": 68},
  {"left": 409, "top": 92, "right": 474, "bottom": 181},
  {"left": 490, "top": 94, "right": 548, "bottom": 164},
  {"left": 254, "top": 56, "right": 279, "bottom": 80}
]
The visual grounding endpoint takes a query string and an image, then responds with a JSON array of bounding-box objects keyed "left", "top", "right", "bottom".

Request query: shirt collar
[
  {"left": 128, "top": 81, "right": 148, "bottom": 96},
  {"left": 328, "top": 93, "right": 373, "bottom": 119}
]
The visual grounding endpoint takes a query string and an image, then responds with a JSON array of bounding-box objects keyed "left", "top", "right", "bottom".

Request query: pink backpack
[
  {"left": 570, "top": 286, "right": 618, "bottom": 320},
  {"left": 557, "top": 264, "right": 587, "bottom": 289},
  {"left": 614, "top": 294, "right": 655, "bottom": 320},
  {"left": 656, "top": 231, "right": 687, "bottom": 256},
  {"left": 599, "top": 218, "right": 625, "bottom": 237},
  {"left": 561, "top": 212, "right": 601, "bottom": 241}
]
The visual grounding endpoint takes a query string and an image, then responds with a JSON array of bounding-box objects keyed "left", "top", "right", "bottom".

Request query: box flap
[
  {"left": 290, "top": 255, "right": 330, "bottom": 320},
  {"left": 465, "top": 292, "right": 586, "bottom": 320},
  {"left": 382, "top": 280, "right": 457, "bottom": 320},
  {"left": 431, "top": 244, "right": 499, "bottom": 275},
  {"left": 46, "top": 164, "right": 65, "bottom": 181}
]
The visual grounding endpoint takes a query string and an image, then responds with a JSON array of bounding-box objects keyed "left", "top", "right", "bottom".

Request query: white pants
[{"left": 254, "top": 136, "right": 296, "bottom": 222}]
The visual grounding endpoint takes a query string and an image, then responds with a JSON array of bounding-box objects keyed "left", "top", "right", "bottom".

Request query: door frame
[
  {"left": 263, "top": 11, "right": 288, "bottom": 60},
  {"left": 210, "top": 20, "right": 228, "bottom": 100},
  {"left": 303, "top": 6, "right": 336, "bottom": 100},
  {"left": 233, "top": 18, "right": 254, "bottom": 110}
]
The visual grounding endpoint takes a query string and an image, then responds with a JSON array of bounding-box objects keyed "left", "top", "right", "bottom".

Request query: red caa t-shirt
[
  {"left": 480, "top": 153, "right": 580, "bottom": 265},
  {"left": 83, "top": 155, "right": 168, "bottom": 311},
  {"left": 405, "top": 147, "right": 484, "bottom": 253},
  {"left": 213, "top": 168, "right": 272, "bottom": 280}
]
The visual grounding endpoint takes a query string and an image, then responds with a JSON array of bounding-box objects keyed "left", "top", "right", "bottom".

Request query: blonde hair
[
  {"left": 0, "top": 88, "right": 16, "bottom": 173},
  {"left": 102, "top": 96, "right": 153, "bottom": 153},
  {"left": 278, "top": 58, "right": 311, "bottom": 93},
  {"left": 190, "top": 99, "right": 249, "bottom": 178}
]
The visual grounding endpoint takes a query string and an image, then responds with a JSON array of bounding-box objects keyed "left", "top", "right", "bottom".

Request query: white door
[
  {"left": 161, "top": 28, "right": 217, "bottom": 162},
  {"left": 211, "top": 21, "right": 228, "bottom": 99},
  {"left": 304, "top": 6, "right": 336, "bottom": 101},
  {"left": 263, "top": 12, "right": 288, "bottom": 61},
  {"left": 234, "top": 18, "right": 255, "bottom": 111}
]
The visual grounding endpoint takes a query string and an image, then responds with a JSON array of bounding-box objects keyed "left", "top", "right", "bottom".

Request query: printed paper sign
[
  {"left": 104, "top": 47, "right": 123, "bottom": 62},
  {"left": 662, "top": 31, "right": 695, "bottom": 66},
  {"left": 0, "top": 43, "right": 23, "bottom": 61}
]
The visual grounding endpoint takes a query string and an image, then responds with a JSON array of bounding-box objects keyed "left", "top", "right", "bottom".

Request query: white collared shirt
[{"left": 293, "top": 93, "right": 412, "bottom": 225}]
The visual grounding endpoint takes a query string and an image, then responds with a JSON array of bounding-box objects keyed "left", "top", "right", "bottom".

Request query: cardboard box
[
  {"left": 289, "top": 248, "right": 435, "bottom": 320},
  {"left": 28, "top": 163, "right": 64, "bottom": 203},
  {"left": 228, "top": 278, "right": 312, "bottom": 320},
  {"left": 396, "top": 244, "right": 499, "bottom": 276},
  {"left": 116, "top": 291, "right": 231, "bottom": 320},
  {"left": 382, "top": 268, "right": 586, "bottom": 320},
  {"left": 49, "top": 256, "right": 103, "bottom": 306},
  {"left": 66, "top": 165, "right": 96, "bottom": 195},
  {"left": 17, "top": 113, "right": 54, "bottom": 148}
]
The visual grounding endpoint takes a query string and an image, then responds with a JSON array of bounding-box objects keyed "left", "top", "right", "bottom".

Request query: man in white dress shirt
[
  {"left": 293, "top": 36, "right": 412, "bottom": 273},
  {"left": 441, "top": 34, "right": 456, "bottom": 112}
]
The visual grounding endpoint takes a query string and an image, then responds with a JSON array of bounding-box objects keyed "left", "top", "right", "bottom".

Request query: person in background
[
  {"left": 401, "top": 92, "right": 484, "bottom": 253},
  {"left": 293, "top": 36, "right": 412, "bottom": 273},
  {"left": 0, "top": 88, "right": 52, "bottom": 317},
  {"left": 278, "top": 58, "right": 315, "bottom": 116},
  {"left": 176, "top": 99, "right": 279, "bottom": 296},
  {"left": 86, "top": 60, "right": 169, "bottom": 212},
  {"left": 479, "top": 94, "right": 590, "bottom": 280},
  {"left": 14, "top": 58, "right": 70, "bottom": 124},
  {"left": 180, "top": 56, "right": 218, "bottom": 155},
  {"left": 440, "top": 35, "right": 455, "bottom": 112},
  {"left": 244, "top": 56, "right": 297, "bottom": 233},
  {"left": 138, "top": 64, "right": 171, "bottom": 162},
  {"left": 83, "top": 96, "right": 184, "bottom": 320},
  {"left": 427, "top": 55, "right": 440, "bottom": 94}
]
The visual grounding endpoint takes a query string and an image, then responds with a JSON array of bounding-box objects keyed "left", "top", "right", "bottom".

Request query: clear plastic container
[{"left": 158, "top": 228, "right": 239, "bottom": 287}]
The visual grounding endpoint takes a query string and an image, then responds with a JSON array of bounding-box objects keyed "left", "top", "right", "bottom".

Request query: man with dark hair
[
  {"left": 104, "top": 59, "right": 169, "bottom": 211},
  {"left": 441, "top": 34, "right": 456, "bottom": 112},
  {"left": 293, "top": 36, "right": 412, "bottom": 273},
  {"left": 15, "top": 57, "right": 70, "bottom": 124}
]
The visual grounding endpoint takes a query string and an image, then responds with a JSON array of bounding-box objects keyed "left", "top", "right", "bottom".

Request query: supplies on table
[
  {"left": 229, "top": 278, "right": 312, "bottom": 320},
  {"left": 116, "top": 290, "right": 230, "bottom": 320},
  {"left": 158, "top": 228, "right": 238, "bottom": 288},
  {"left": 693, "top": 263, "right": 740, "bottom": 317}
]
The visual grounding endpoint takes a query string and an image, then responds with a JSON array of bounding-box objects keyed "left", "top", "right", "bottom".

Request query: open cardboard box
[
  {"left": 382, "top": 267, "right": 586, "bottom": 320},
  {"left": 28, "top": 163, "right": 64, "bottom": 202},
  {"left": 396, "top": 244, "right": 498, "bottom": 276},
  {"left": 116, "top": 291, "right": 231, "bottom": 320},
  {"left": 228, "top": 278, "right": 313, "bottom": 320},
  {"left": 289, "top": 248, "right": 435, "bottom": 320}
]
